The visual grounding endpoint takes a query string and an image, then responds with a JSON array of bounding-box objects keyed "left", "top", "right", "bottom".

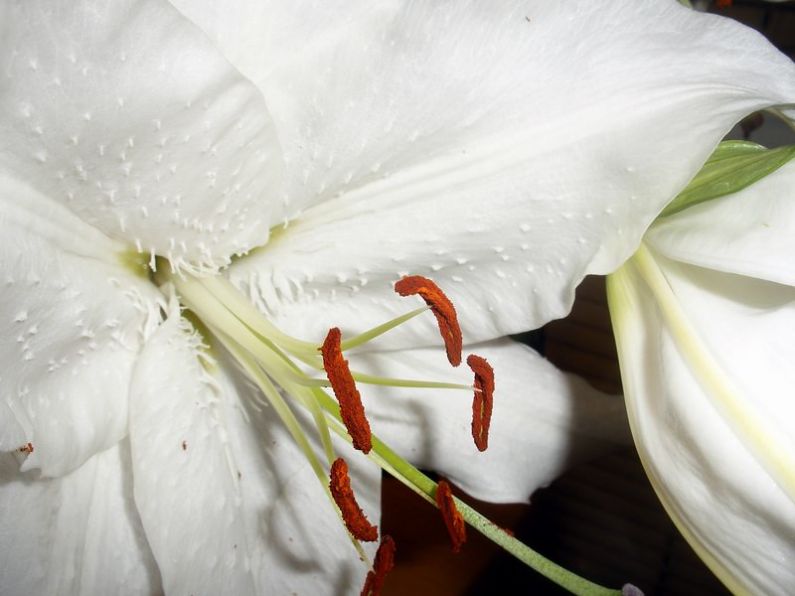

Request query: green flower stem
[{"left": 311, "top": 388, "right": 621, "bottom": 596}]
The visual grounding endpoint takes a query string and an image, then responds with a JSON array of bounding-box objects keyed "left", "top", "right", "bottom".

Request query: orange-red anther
[
  {"left": 321, "top": 327, "right": 372, "bottom": 453},
  {"left": 18, "top": 442, "right": 33, "bottom": 454},
  {"left": 467, "top": 354, "right": 494, "bottom": 452},
  {"left": 394, "top": 275, "right": 462, "bottom": 367},
  {"left": 435, "top": 480, "right": 466, "bottom": 553},
  {"left": 329, "top": 458, "right": 378, "bottom": 542},
  {"left": 360, "top": 535, "right": 396, "bottom": 596}
]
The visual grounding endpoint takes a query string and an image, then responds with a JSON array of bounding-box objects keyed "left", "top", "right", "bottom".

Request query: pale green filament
[
  {"left": 169, "top": 271, "right": 621, "bottom": 596},
  {"left": 274, "top": 372, "right": 473, "bottom": 393},
  {"left": 200, "top": 276, "right": 319, "bottom": 357},
  {"left": 174, "top": 276, "right": 337, "bottom": 467},
  {"left": 351, "top": 373, "right": 474, "bottom": 391},
  {"left": 192, "top": 305, "right": 365, "bottom": 561},
  {"left": 340, "top": 306, "right": 429, "bottom": 351}
]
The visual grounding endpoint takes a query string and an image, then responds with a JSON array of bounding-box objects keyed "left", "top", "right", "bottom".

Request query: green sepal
[{"left": 660, "top": 140, "right": 795, "bottom": 218}]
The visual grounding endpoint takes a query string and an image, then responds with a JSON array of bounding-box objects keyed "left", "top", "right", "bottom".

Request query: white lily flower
[
  {"left": 608, "top": 159, "right": 795, "bottom": 594},
  {"left": 1, "top": 0, "right": 794, "bottom": 594}
]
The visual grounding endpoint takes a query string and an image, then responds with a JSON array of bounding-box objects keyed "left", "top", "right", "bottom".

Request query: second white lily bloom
[{"left": 609, "top": 160, "right": 795, "bottom": 595}]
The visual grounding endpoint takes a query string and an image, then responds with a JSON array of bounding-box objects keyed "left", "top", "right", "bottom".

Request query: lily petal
[
  {"left": 196, "top": 0, "right": 795, "bottom": 346},
  {"left": 0, "top": 175, "right": 160, "bottom": 477},
  {"left": 349, "top": 339, "right": 630, "bottom": 503},
  {"left": 129, "top": 313, "right": 379, "bottom": 595},
  {"left": 648, "top": 160, "right": 795, "bottom": 286},
  {"left": 608, "top": 247, "right": 795, "bottom": 594},
  {"left": 0, "top": 0, "right": 284, "bottom": 270},
  {"left": 0, "top": 443, "right": 160, "bottom": 596}
]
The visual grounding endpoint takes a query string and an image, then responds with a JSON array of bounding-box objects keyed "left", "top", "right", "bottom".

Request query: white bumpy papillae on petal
[
  {"left": 0, "top": 0, "right": 284, "bottom": 271},
  {"left": 608, "top": 250, "right": 795, "bottom": 594},
  {"left": 171, "top": 0, "right": 795, "bottom": 346},
  {"left": 0, "top": 443, "right": 161, "bottom": 596},
  {"left": 349, "top": 339, "right": 630, "bottom": 503},
  {"left": 129, "top": 313, "right": 379, "bottom": 595},
  {"left": 648, "top": 160, "right": 795, "bottom": 286},
  {"left": 0, "top": 175, "right": 161, "bottom": 477}
]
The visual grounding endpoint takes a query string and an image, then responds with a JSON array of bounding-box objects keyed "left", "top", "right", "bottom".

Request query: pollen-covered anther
[
  {"left": 435, "top": 480, "right": 466, "bottom": 553},
  {"left": 467, "top": 354, "right": 494, "bottom": 452},
  {"left": 360, "top": 535, "right": 396, "bottom": 596},
  {"left": 329, "top": 458, "right": 378, "bottom": 542},
  {"left": 321, "top": 327, "right": 372, "bottom": 453},
  {"left": 394, "top": 275, "right": 462, "bottom": 367},
  {"left": 18, "top": 442, "right": 33, "bottom": 455}
]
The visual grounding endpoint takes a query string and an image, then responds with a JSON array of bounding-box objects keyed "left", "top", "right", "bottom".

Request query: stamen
[
  {"left": 394, "top": 275, "right": 462, "bottom": 367},
  {"left": 467, "top": 354, "right": 495, "bottom": 452},
  {"left": 321, "top": 327, "right": 372, "bottom": 453},
  {"left": 360, "top": 535, "right": 396, "bottom": 596},
  {"left": 168, "top": 267, "right": 625, "bottom": 596},
  {"left": 329, "top": 458, "right": 379, "bottom": 542},
  {"left": 435, "top": 480, "right": 466, "bottom": 553},
  {"left": 18, "top": 442, "right": 33, "bottom": 454}
]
